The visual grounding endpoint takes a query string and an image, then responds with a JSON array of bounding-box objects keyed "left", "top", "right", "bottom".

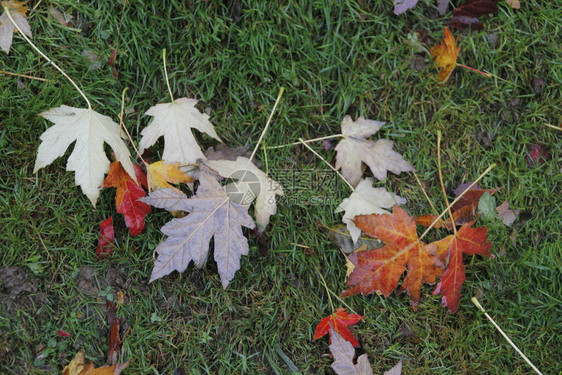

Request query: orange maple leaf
[
  {"left": 433, "top": 221, "right": 492, "bottom": 313},
  {"left": 430, "top": 27, "right": 460, "bottom": 83},
  {"left": 147, "top": 160, "right": 193, "bottom": 191},
  {"left": 341, "top": 206, "right": 444, "bottom": 309},
  {"left": 313, "top": 308, "right": 363, "bottom": 347}
]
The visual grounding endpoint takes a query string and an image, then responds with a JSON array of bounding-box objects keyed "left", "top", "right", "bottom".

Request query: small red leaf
[
  {"left": 96, "top": 217, "right": 115, "bottom": 258},
  {"left": 313, "top": 308, "right": 363, "bottom": 347},
  {"left": 57, "top": 330, "right": 71, "bottom": 337},
  {"left": 102, "top": 161, "right": 151, "bottom": 237},
  {"left": 433, "top": 221, "right": 492, "bottom": 313}
]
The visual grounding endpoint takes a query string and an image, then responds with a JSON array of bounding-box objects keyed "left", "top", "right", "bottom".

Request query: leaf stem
[
  {"left": 117, "top": 87, "right": 146, "bottom": 165},
  {"left": 471, "top": 297, "right": 543, "bottom": 375},
  {"left": 298, "top": 138, "right": 355, "bottom": 192},
  {"left": 436, "top": 131, "right": 456, "bottom": 233},
  {"left": 4, "top": 7, "right": 92, "bottom": 109},
  {"left": 314, "top": 266, "right": 335, "bottom": 312},
  {"left": 162, "top": 49, "right": 174, "bottom": 103},
  {"left": 419, "top": 163, "right": 496, "bottom": 241},
  {"left": 248, "top": 87, "right": 285, "bottom": 163},
  {"left": 0, "top": 70, "right": 48, "bottom": 82},
  {"left": 457, "top": 64, "right": 492, "bottom": 77},
  {"left": 413, "top": 172, "right": 439, "bottom": 216},
  {"left": 543, "top": 123, "right": 562, "bottom": 131},
  {"left": 267, "top": 134, "right": 344, "bottom": 149}
]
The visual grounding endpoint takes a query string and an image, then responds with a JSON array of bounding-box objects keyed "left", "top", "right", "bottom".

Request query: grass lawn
[{"left": 1, "top": 0, "right": 560, "bottom": 373}]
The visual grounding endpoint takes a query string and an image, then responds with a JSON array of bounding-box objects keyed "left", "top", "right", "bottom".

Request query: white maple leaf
[
  {"left": 336, "top": 178, "right": 406, "bottom": 244},
  {"left": 335, "top": 116, "right": 414, "bottom": 187},
  {"left": 140, "top": 173, "right": 255, "bottom": 287},
  {"left": 138, "top": 98, "right": 221, "bottom": 166},
  {"left": 34, "top": 106, "right": 136, "bottom": 206},
  {"left": 0, "top": 2, "right": 32, "bottom": 54},
  {"left": 205, "top": 156, "right": 284, "bottom": 233},
  {"left": 330, "top": 327, "right": 403, "bottom": 375}
]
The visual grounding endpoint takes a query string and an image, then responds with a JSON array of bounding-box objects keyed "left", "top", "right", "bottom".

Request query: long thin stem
[
  {"left": 315, "top": 266, "right": 335, "bottom": 312},
  {"left": 298, "top": 138, "right": 355, "bottom": 192},
  {"left": 458, "top": 64, "right": 517, "bottom": 86},
  {"left": 436, "top": 131, "right": 456, "bottom": 233},
  {"left": 4, "top": 7, "right": 91, "bottom": 109},
  {"left": 418, "top": 164, "right": 495, "bottom": 241},
  {"left": 457, "top": 64, "right": 492, "bottom": 77},
  {"left": 543, "top": 123, "right": 562, "bottom": 131},
  {"left": 0, "top": 70, "right": 48, "bottom": 81},
  {"left": 248, "top": 87, "right": 285, "bottom": 163},
  {"left": 471, "top": 298, "right": 543, "bottom": 375},
  {"left": 117, "top": 87, "right": 145, "bottom": 165},
  {"left": 267, "top": 134, "right": 344, "bottom": 149},
  {"left": 162, "top": 49, "right": 174, "bottom": 103},
  {"left": 413, "top": 172, "right": 439, "bottom": 216}
]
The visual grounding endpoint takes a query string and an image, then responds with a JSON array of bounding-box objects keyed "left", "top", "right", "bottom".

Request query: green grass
[{"left": 1, "top": 0, "right": 560, "bottom": 373}]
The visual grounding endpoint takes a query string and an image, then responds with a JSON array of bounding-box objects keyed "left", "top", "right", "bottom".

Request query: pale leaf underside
[
  {"left": 329, "top": 328, "right": 402, "bottom": 375},
  {"left": 336, "top": 177, "right": 406, "bottom": 244},
  {"left": 335, "top": 116, "right": 414, "bottom": 187},
  {"left": 140, "top": 173, "right": 255, "bottom": 287},
  {"left": 138, "top": 98, "right": 221, "bottom": 166},
  {"left": 0, "top": 9, "right": 32, "bottom": 54},
  {"left": 205, "top": 157, "right": 283, "bottom": 233},
  {"left": 34, "top": 106, "right": 135, "bottom": 206}
]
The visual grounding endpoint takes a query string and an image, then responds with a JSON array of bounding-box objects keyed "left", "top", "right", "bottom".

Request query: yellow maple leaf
[
  {"left": 63, "top": 350, "right": 129, "bottom": 375},
  {"left": 147, "top": 160, "right": 193, "bottom": 191},
  {"left": 430, "top": 27, "right": 460, "bottom": 83},
  {"left": 1, "top": 0, "right": 28, "bottom": 14}
]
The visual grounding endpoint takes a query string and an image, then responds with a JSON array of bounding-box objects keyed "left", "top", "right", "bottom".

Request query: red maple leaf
[
  {"left": 102, "top": 161, "right": 151, "bottom": 237},
  {"left": 433, "top": 221, "right": 492, "bottom": 313},
  {"left": 313, "top": 308, "right": 363, "bottom": 347},
  {"left": 341, "top": 206, "right": 444, "bottom": 309},
  {"left": 96, "top": 217, "right": 115, "bottom": 258},
  {"left": 449, "top": 0, "right": 499, "bottom": 30}
]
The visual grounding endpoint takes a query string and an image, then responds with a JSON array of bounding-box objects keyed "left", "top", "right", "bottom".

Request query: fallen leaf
[
  {"left": 49, "top": 6, "right": 73, "bottom": 26},
  {"left": 96, "top": 217, "right": 115, "bottom": 258},
  {"left": 314, "top": 308, "right": 363, "bottom": 347},
  {"left": 335, "top": 178, "right": 406, "bottom": 244},
  {"left": 147, "top": 160, "right": 193, "bottom": 191},
  {"left": 204, "top": 144, "right": 250, "bottom": 161},
  {"left": 322, "top": 223, "right": 383, "bottom": 254},
  {"left": 34, "top": 106, "right": 136, "bottom": 206},
  {"left": 335, "top": 116, "right": 414, "bottom": 187},
  {"left": 0, "top": 1, "right": 32, "bottom": 54},
  {"left": 496, "top": 200, "right": 521, "bottom": 227},
  {"left": 393, "top": 0, "right": 418, "bottom": 15},
  {"left": 433, "top": 221, "right": 492, "bottom": 312},
  {"left": 341, "top": 206, "right": 443, "bottom": 309},
  {"left": 477, "top": 191, "right": 497, "bottom": 221},
  {"left": 430, "top": 27, "right": 460, "bottom": 83},
  {"left": 329, "top": 327, "right": 403, "bottom": 375},
  {"left": 102, "top": 161, "right": 151, "bottom": 237},
  {"left": 526, "top": 143, "right": 549, "bottom": 167},
  {"left": 496, "top": 200, "right": 519, "bottom": 226},
  {"left": 138, "top": 98, "right": 221, "bottom": 166},
  {"left": 63, "top": 350, "right": 129, "bottom": 375},
  {"left": 437, "top": 0, "right": 450, "bottom": 14},
  {"left": 449, "top": 0, "right": 499, "bottom": 30},
  {"left": 57, "top": 330, "right": 71, "bottom": 337},
  {"left": 505, "top": 0, "right": 520, "bottom": 8},
  {"left": 106, "top": 301, "right": 121, "bottom": 365},
  {"left": 205, "top": 156, "right": 284, "bottom": 233},
  {"left": 140, "top": 173, "right": 255, "bottom": 287}
]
